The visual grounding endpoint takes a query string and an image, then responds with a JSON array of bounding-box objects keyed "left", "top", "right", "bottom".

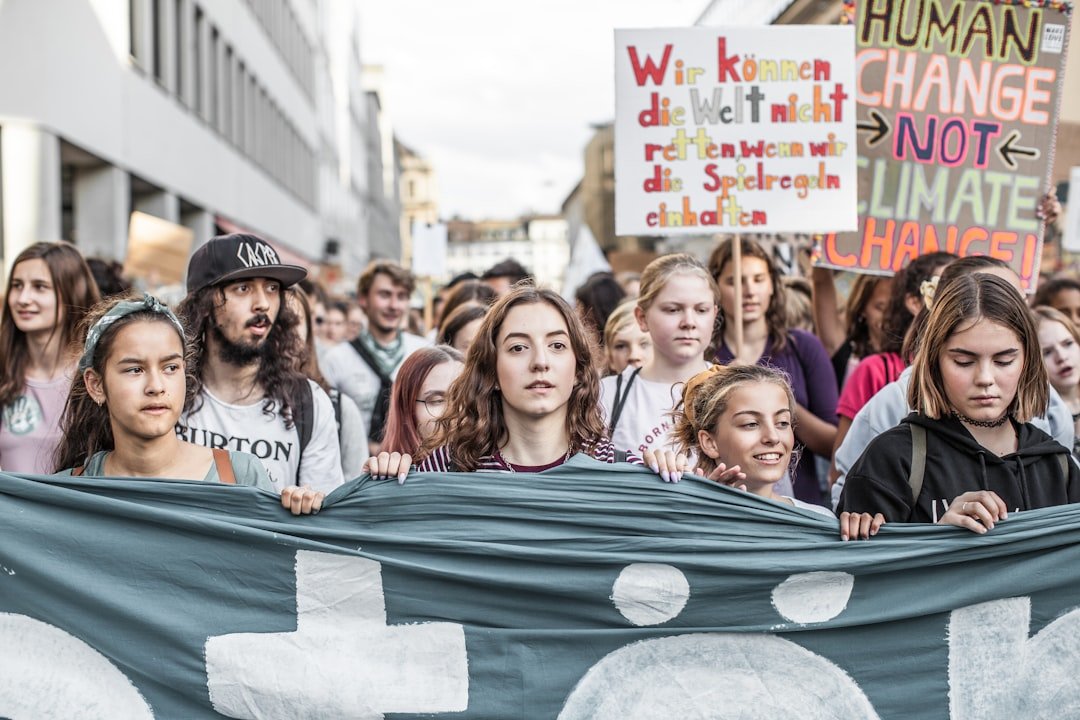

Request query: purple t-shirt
[{"left": 714, "top": 328, "right": 838, "bottom": 504}]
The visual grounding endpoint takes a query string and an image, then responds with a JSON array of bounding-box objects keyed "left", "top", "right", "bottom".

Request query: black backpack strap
[
  {"left": 609, "top": 367, "right": 642, "bottom": 434},
  {"left": 349, "top": 338, "right": 394, "bottom": 443},
  {"left": 294, "top": 381, "right": 314, "bottom": 486},
  {"left": 329, "top": 388, "right": 344, "bottom": 444}
]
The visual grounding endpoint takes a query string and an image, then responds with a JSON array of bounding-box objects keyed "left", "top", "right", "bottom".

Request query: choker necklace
[{"left": 953, "top": 411, "right": 1010, "bottom": 428}]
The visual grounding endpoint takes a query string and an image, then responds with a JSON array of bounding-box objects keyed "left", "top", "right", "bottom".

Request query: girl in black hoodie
[{"left": 838, "top": 273, "right": 1080, "bottom": 533}]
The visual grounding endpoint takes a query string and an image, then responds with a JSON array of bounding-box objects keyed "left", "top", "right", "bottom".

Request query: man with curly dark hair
[{"left": 175, "top": 233, "right": 343, "bottom": 492}]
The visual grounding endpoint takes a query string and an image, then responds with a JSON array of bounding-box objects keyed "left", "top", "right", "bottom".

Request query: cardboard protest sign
[
  {"left": 615, "top": 27, "right": 858, "bottom": 236},
  {"left": 6, "top": 460, "right": 1080, "bottom": 718},
  {"left": 817, "top": 0, "right": 1072, "bottom": 290},
  {"left": 123, "top": 211, "right": 194, "bottom": 287}
]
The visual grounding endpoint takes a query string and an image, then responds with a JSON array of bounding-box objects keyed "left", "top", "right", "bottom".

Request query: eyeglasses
[{"left": 416, "top": 396, "right": 447, "bottom": 418}]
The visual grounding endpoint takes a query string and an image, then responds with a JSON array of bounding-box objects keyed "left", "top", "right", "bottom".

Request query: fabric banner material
[
  {"left": 815, "top": 0, "right": 1072, "bottom": 290},
  {"left": 3, "top": 455, "right": 1080, "bottom": 718}
]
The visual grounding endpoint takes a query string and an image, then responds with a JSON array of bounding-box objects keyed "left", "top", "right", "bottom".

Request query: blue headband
[{"left": 78, "top": 293, "right": 186, "bottom": 373}]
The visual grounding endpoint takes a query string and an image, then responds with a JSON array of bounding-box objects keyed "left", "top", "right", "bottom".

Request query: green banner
[{"left": 3, "top": 455, "right": 1080, "bottom": 718}]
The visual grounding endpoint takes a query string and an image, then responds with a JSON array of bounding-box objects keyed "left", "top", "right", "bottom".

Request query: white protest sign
[
  {"left": 411, "top": 221, "right": 448, "bottom": 278},
  {"left": 615, "top": 26, "right": 857, "bottom": 235},
  {"left": 1065, "top": 167, "right": 1080, "bottom": 253}
]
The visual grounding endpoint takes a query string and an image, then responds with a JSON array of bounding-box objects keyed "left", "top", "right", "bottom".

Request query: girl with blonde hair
[
  {"left": 674, "top": 364, "right": 882, "bottom": 539},
  {"left": 602, "top": 299, "right": 651, "bottom": 376},
  {"left": 600, "top": 254, "right": 718, "bottom": 463}
]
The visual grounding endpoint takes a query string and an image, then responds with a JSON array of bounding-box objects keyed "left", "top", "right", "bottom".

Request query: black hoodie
[{"left": 838, "top": 412, "right": 1080, "bottom": 523}]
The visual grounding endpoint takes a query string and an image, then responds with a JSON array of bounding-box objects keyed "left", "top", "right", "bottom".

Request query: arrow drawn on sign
[
  {"left": 205, "top": 550, "right": 468, "bottom": 720},
  {"left": 996, "top": 130, "right": 1040, "bottom": 170},
  {"left": 856, "top": 109, "right": 890, "bottom": 146}
]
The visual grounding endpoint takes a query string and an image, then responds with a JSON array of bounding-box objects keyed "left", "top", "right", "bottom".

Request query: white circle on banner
[
  {"left": 611, "top": 563, "right": 690, "bottom": 626},
  {"left": 771, "top": 571, "right": 855, "bottom": 624}
]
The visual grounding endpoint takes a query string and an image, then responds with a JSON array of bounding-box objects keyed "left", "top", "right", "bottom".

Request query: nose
[
  {"left": 252, "top": 285, "right": 271, "bottom": 311},
  {"left": 761, "top": 421, "right": 780, "bottom": 444},
  {"left": 145, "top": 369, "right": 166, "bottom": 395},
  {"left": 679, "top": 309, "right": 697, "bottom": 328},
  {"left": 530, "top": 346, "right": 551, "bottom": 371},
  {"left": 974, "top": 360, "right": 995, "bottom": 387},
  {"left": 14, "top": 286, "right": 33, "bottom": 305}
]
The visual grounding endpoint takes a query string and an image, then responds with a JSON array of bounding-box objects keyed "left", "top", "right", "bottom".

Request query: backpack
[
  {"left": 905, "top": 423, "right": 1069, "bottom": 505},
  {"left": 348, "top": 338, "right": 394, "bottom": 443},
  {"left": 293, "top": 383, "right": 346, "bottom": 486}
]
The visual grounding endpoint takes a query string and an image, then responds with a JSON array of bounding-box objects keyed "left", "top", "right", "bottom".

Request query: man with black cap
[{"left": 175, "top": 233, "right": 343, "bottom": 492}]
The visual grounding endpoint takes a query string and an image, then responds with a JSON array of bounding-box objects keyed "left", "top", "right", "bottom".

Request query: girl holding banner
[
  {"left": 364, "top": 285, "right": 684, "bottom": 479},
  {"left": 672, "top": 363, "right": 883, "bottom": 540},
  {"left": 838, "top": 273, "right": 1080, "bottom": 532},
  {"left": 708, "top": 238, "right": 838, "bottom": 506},
  {"left": 53, "top": 292, "right": 323, "bottom": 515}
]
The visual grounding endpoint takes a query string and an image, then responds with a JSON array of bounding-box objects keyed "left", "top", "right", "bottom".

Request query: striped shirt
[{"left": 418, "top": 440, "right": 642, "bottom": 473}]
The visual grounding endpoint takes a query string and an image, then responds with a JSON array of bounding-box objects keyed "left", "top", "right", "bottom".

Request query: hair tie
[
  {"left": 79, "top": 293, "right": 186, "bottom": 373},
  {"left": 682, "top": 364, "right": 724, "bottom": 428},
  {"left": 920, "top": 276, "right": 940, "bottom": 310}
]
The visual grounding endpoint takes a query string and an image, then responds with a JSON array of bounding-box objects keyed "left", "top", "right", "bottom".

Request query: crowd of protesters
[{"left": 2, "top": 196, "right": 1078, "bottom": 534}]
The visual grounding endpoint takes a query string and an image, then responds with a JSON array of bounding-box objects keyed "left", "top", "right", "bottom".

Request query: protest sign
[
  {"left": 5, "top": 458, "right": 1080, "bottom": 718},
  {"left": 615, "top": 27, "right": 858, "bottom": 236},
  {"left": 816, "top": 0, "right": 1072, "bottom": 290},
  {"left": 1065, "top": 166, "right": 1080, "bottom": 252},
  {"left": 411, "top": 220, "right": 448, "bottom": 278},
  {"left": 123, "top": 211, "right": 194, "bottom": 287}
]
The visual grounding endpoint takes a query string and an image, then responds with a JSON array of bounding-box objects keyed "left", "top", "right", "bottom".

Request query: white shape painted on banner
[
  {"left": 205, "top": 550, "right": 468, "bottom": 719},
  {"left": 0, "top": 613, "right": 154, "bottom": 719},
  {"left": 948, "top": 597, "right": 1080, "bottom": 719},
  {"left": 611, "top": 563, "right": 690, "bottom": 626},
  {"left": 558, "top": 632, "right": 880, "bottom": 719},
  {"left": 771, "top": 571, "right": 855, "bottom": 624}
]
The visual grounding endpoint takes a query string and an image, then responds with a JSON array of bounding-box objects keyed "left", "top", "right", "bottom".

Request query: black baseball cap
[{"left": 186, "top": 233, "right": 307, "bottom": 293}]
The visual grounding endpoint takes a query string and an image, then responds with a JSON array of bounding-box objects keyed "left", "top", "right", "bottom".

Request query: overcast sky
[{"left": 357, "top": 0, "right": 705, "bottom": 220}]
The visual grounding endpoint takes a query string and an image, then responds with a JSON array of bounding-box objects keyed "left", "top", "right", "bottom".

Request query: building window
[
  {"left": 193, "top": 6, "right": 203, "bottom": 114},
  {"left": 174, "top": 0, "right": 184, "bottom": 97},
  {"left": 152, "top": 0, "right": 166, "bottom": 83}
]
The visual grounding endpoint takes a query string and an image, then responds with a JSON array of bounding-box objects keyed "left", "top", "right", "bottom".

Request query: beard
[{"left": 211, "top": 315, "right": 272, "bottom": 367}]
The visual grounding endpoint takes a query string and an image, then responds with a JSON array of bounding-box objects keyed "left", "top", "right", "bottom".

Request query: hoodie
[{"left": 837, "top": 412, "right": 1080, "bottom": 523}]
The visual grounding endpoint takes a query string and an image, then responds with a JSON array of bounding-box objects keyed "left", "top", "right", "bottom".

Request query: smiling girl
[
  {"left": 839, "top": 274, "right": 1080, "bottom": 533},
  {"left": 54, "top": 294, "right": 322, "bottom": 514},
  {"left": 673, "top": 364, "right": 881, "bottom": 539},
  {"left": 709, "top": 238, "right": 838, "bottom": 505},
  {"left": 600, "top": 254, "right": 718, "bottom": 462},
  {"left": 0, "top": 242, "right": 100, "bottom": 473}
]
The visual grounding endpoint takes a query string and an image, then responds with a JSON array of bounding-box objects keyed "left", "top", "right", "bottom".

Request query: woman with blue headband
[{"left": 53, "top": 292, "right": 323, "bottom": 515}]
